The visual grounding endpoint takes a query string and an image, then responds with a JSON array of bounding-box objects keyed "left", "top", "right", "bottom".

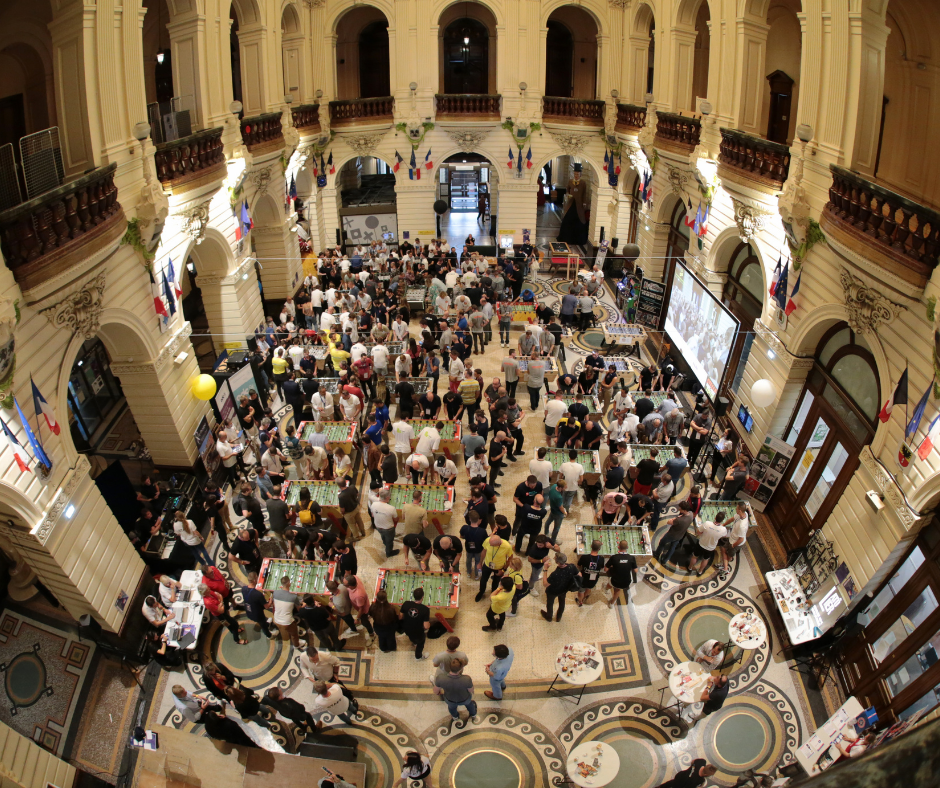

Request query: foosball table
[
  {"left": 405, "top": 287, "right": 428, "bottom": 312},
  {"left": 281, "top": 480, "right": 343, "bottom": 528},
  {"left": 602, "top": 323, "right": 646, "bottom": 355},
  {"left": 574, "top": 524, "right": 652, "bottom": 563},
  {"left": 297, "top": 420, "right": 357, "bottom": 454},
  {"left": 496, "top": 301, "right": 537, "bottom": 326},
  {"left": 625, "top": 444, "right": 675, "bottom": 467},
  {"left": 384, "top": 482, "right": 455, "bottom": 533},
  {"left": 517, "top": 355, "right": 559, "bottom": 383},
  {"left": 559, "top": 394, "right": 603, "bottom": 421},
  {"left": 543, "top": 446, "right": 601, "bottom": 486},
  {"left": 406, "top": 419, "right": 462, "bottom": 459},
  {"left": 375, "top": 567, "right": 460, "bottom": 628},
  {"left": 309, "top": 345, "right": 331, "bottom": 370},
  {"left": 255, "top": 557, "right": 336, "bottom": 600},
  {"left": 384, "top": 375, "right": 431, "bottom": 404}
]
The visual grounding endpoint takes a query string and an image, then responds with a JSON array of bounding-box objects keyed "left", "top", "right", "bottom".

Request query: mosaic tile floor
[{"left": 142, "top": 274, "right": 824, "bottom": 787}]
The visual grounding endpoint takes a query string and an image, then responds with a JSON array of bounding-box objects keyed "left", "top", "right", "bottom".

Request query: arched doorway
[
  {"left": 66, "top": 337, "right": 129, "bottom": 457},
  {"left": 544, "top": 6, "right": 598, "bottom": 100},
  {"left": 691, "top": 1, "right": 710, "bottom": 111},
  {"left": 335, "top": 7, "right": 391, "bottom": 99},
  {"left": 337, "top": 156, "right": 398, "bottom": 249},
  {"left": 437, "top": 152, "right": 497, "bottom": 245},
  {"left": 438, "top": 2, "right": 497, "bottom": 95},
  {"left": 770, "top": 322, "right": 880, "bottom": 549},
  {"left": 281, "top": 3, "right": 304, "bottom": 104},
  {"left": 763, "top": 0, "right": 802, "bottom": 144},
  {"left": 720, "top": 242, "right": 764, "bottom": 394}
]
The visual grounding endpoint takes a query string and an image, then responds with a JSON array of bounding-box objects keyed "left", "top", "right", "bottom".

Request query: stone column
[
  {"left": 730, "top": 16, "right": 770, "bottom": 137},
  {"left": 167, "top": 14, "right": 211, "bottom": 129},
  {"left": 253, "top": 224, "right": 302, "bottom": 300},
  {"left": 0, "top": 533, "right": 37, "bottom": 601},
  {"left": 109, "top": 323, "right": 207, "bottom": 467},
  {"left": 198, "top": 256, "right": 266, "bottom": 354}
]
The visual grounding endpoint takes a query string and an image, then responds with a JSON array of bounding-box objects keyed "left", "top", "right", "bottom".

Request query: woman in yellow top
[
  {"left": 329, "top": 342, "right": 351, "bottom": 374},
  {"left": 271, "top": 348, "right": 291, "bottom": 400},
  {"left": 503, "top": 555, "right": 529, "bottom": 617},
  {"left": 483, "top": 576, "right": 515, "bottom": 632}
]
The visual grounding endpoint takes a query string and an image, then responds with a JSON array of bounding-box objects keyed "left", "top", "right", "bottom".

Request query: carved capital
[
  {"left": 446, "top": 128, "right": 490, "bottom": 153},
  {"left": 40, "top": 273, "right": 106, "bottom": 340},
  {"left": 608, "top": 0, "right": 630, "bottom": 7},
  {"left": 111, "top": 323, "right": 193, "bottom": 376},
  {"left": 547, "top": 129, "right": 594, "bottom": 157},
  {"left": 840, "top": 267, "right": 905, "bottom": 335},
  {"left": 338, "top": 130, "right": 388, "bottom": 156},
  {"left": 731, "top": 197, "right": 774, "bottom": 243},
  {"left": 301, "top": 0, "right": 326, "bottom": 7},
  {"left": 34, "top": 455, "right": 91, "bottom": 544},
  {"left": 174, "top": 200, "right": 212, "bottom": 245}
]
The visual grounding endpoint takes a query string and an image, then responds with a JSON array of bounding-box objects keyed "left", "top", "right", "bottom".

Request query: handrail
[
  {"left": 655, "top": 112, "right": 702, "bottom": 148},
  {"left": 435, "top": 94, "right": 501, "bottom": 117},
  {"left": 615, "top": 104, "right": 647, "bottom": 132},
  {"left": 718, "top": 128, "right": 791, "bottom": 188},
  {"left": 0, "top": 163, "right": 121, "bottom": 272},
  {"left": 291, "top": 104, "right": 321, "bottom": 130},
  {"left": 328, "top": 97, "right": 395, "bottom": 125},
  {"left": 240, "top": 113, "right": 284, "bottom": 150},
  {"left": 154, "top": 127, "right": 225, "bottom": 185},
  {"left": 542, "top": 97, "right": 605, "bottom": 123}
]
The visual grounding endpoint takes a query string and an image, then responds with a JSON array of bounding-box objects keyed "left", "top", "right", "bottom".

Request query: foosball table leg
[
  {"left": 431, "top": 518, "right": 445, "bottom": 537},
  {"left": 435, "top": 612, "right": 454, "bottom": 633}
]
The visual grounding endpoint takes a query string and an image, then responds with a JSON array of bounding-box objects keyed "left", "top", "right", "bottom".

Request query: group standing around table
[{"left": 141, "top": 246, "right": 742, "bottom": 783}]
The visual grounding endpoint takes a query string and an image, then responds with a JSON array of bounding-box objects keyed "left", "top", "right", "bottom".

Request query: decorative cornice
[
  {"left": 859, "top": 446, "right": 917, "bottom": 529},
  {"left": 446, "top": 128, "right": 490, "bottom": 153},
  {"left": 546, "top": 129, "right": 594, "bottom": 157},
  {"left": 301, "top": 0, "right": 326, "bottom": 7},
  {"left": 39, "top": 273, "right": 106, "bottom": 340},
  {"left": 338, "top": 130, "right": 388, "bottom": 156},
  {"left": 33, "top": 455, "right": 91, "bottom": 544},
  {"left": 110, "top": 322, "right": 193, "bottom": 376},
  {"left": 840, "top": 267, "right": 905, "bottom": 335},
  {"left": 608, "top": 0, "right": 630, "bottom": 7},
  {"left": 174, "top": 199, "right": 212, "bottom": 245},
  {"left": 731, "top": 196, "right": 774, "bottom": 243}
]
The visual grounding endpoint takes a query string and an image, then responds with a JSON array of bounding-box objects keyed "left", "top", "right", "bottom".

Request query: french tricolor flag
[
  {"left": 31, "top": 378, "right": 60, "bottom": 435},
  {"left": 0, "top": 416, "right": 29, "bottom": 473},
  {"left": 917, "top": 412, "right": 940, "bottom": 460}
]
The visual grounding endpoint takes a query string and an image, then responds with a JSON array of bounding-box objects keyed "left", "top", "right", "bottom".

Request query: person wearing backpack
[{"left": 540, "top": 552, "right": 581, "bottom": 623}]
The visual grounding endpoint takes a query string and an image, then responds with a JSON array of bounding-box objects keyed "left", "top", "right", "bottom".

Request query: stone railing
[
  {"left": 328, "top": 97, "right": 395, "bottom": 127},
  {"left": 542, "top": 97, "right": 605, "bottom": 126},
  {"left": 435, "top": 94, "right": 501, "bottom": 120},
  {"left": 0, "top": 163, "right": 124, "bottom": 291},
  {"left": 615, "top": 104, "right": 647, "bottom": 132},
  {"left": 822, "top": 165, "right": 940, "bottom": 288},
  {"left": 154, "top": 127, "right": 225, "bottom": 189},
  {"left": 654, "top": 112, "right": 702, "bottom": 151},
  {"left": 239, "top": 112, "right": 285, "bottom": 151},
  {"left": 718, "top": 128, "right": 791, "bottom": 190},
  {"left": 291, "top": 104, "right": 321, "bottom": 131}
]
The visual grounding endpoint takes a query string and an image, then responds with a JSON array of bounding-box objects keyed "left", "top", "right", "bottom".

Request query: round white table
[
  {"left": 668, "top": 661, "right": 710, "bottom": 706},
  {"left": 549, "top": 642, "right": 603, "bottom": 705},
  {"left": 726, "top": 611, "right": 768, "bottom": 666},
  {"left": 566, "top": 741, "right": 620, "bottom": 787}
]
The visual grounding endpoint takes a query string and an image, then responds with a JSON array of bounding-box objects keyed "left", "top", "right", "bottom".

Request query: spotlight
[{"left": 156, "top": 51, "right": 165, "bottom": 65}]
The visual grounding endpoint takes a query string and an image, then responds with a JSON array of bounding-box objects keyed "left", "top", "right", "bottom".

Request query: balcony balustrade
[
  {"left": 542, "top": 97, "right": 605, "bottom": 127},
  {"left": 291, "top": 104, "right": 321, "bottom": 132},
  {"left": 154, "top": 127, "right": 226, "bottom": 192},
  {"left": 328, "top": 97, "right": 395, "bottom": 128},
  {"left": 615, "top": 104, "right": 647, "bottom": 133},
  {"left": 718, "top": 128, "right": 791, "bottom": 190},
  {"left": 240, "top": 113, "right": 285, "bottom": 152},
  {"left": 654, "top": 112, "right": 702, "bottom": 153},
  {"left": 435, "top": 94, "right": 501, "bottom": 121}
]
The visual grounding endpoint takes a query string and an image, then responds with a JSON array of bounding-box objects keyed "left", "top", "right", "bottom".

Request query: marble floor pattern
[{"left": 141, "top": 273, "right": 822, "bottom": 788}]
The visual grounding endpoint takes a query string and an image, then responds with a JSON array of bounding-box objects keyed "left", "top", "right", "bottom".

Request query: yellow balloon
[{"left": 192, "top": 374, "right": 217, "bottom": 401}]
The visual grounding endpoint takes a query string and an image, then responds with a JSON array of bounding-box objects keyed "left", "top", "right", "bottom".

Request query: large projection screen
[{"left": 664, "top": 261, "right": 740, "bottom": 400}]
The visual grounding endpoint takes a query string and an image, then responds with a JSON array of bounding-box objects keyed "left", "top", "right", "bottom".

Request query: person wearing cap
[
  {"left": 557, "top": 163, "right": 589, "bottom": 245},
  {"left": 600, "top": 491, "right": 627, "bottom": 524}
]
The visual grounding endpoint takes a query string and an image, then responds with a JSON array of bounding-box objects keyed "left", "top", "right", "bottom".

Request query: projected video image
[{"left": 664, "top": 262, "right": 739, "bottom": 400}]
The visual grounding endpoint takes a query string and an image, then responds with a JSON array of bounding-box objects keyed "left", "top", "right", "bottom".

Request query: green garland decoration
[
  {"left": 395, "top": 121, "right": 435, "bottom": 150},
  {"left": 229, "top": 183, "right": 244, "bottom": 212},
  {"left": 502, "top": 120, "right": 541, "bottom": 154},
  {"left": 927, "top": 296, "right": 936, "bottom": 324},
  {"left": 791, "top": 219, "right": 827, "bottom": 270},
  {"left": 279, "top": 153, "right": 289, "bottom": 173},
  {"left": 120, "top": 217, "right": 156, "bottom": 267}
]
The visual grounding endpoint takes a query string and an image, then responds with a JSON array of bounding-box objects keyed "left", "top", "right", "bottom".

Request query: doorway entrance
[
  {"left": 766, "top": 70, "right": 794, "bottom": 145},
  {"left": 440, "top": 154, "right": 489, "bottom": 212},
  {"left": 67, "top": 338, "right": 125, "bottom": 453}
]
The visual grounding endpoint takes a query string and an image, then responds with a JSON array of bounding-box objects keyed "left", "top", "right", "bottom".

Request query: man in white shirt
[
  {"left": 288, "top": 342, "right": 304, "bottom": 370},
  {"left": 215, "top": 430, "right": 241, "bottom": 483},
  {"left": 299, "top": 646, "right": 342, "bottom": 684},
  {"left": 720, "top": 503, "right": 750, "bottom": 573},
  {"left": 392, "top": 317, "right": 409, "bottom": 342},
  {"left": 612, "top": 389, "right": 635, "bottom": 418},
  {"left": 311, "top": 388, "right": 334, "bottom": 422},
  {"left": 623, "top": 410, "right": 640, "bottom": 443},
  {"left": 435, "top": 293, "right": 451, "bottom": 316},
  {"left": 371, "top": 342, "right": 390, "bottom": 376},
  {"left": 448, "top": 351, "right": 465, "bottom": 389},
  {"left": 607, "top": 413, "right": 631, "bottom": 449},
  {"left": 416, "top": 422, "right": 441, "bottom": 456},
  {"left": 320, "top": 306, "right": 337, "bottom": 334},
  {"left": 350, "top": 340, "right": 368, "bottom": 363},
  {"left": 466, "top": 447, "right": 489, "bottom": 480},
  {"left": 529, "top": 447, "right": 554, "bottom": 489},
  {"left": 326, "top": 288, "right": 338, "bottom": 308},
  {"left": 559, "top": 454, "right": 584, "bottom": 512},
  {"left": 339, "top": 391, "right": 361, "bottom": 423},
  {"left": 688, "top": 513, "right": 729, "bottom": 577},
  {"left": 405, "top": 452, "right": 430, "bottom": 484},
  {"left": 543, "top": 390, "right": 568, "bottom": 441},
  {"left": 372, "top": 489, "right": 400, "bottom": 557},
  {"left": 391, "top": 419, "right": 415, "bottom": 474}
]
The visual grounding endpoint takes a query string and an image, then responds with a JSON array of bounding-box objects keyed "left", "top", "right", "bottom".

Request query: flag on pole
[
  {"left": 917, "top": 413, "right": 940, "bottom": 460},
  {"left": 603, "top": 151, "right": 609, "bottom": 172},
  {"left": 906, "top": 377, "right": 933, "bottom": 440},
  {"left": 393, "top": 151, "right": 403, "bottom": 173},
  {"left": 409, "top": 149, "right": 417, "bottom": 179},
  {"left": 31, "top": 378, "right": 60, "bottom": 436},
  {"left": 167, "top": 258, "right": 182, "bottom": 300},
  {"left": 517, "top": 149, "right": 523, "bottom": 173},
  {"left": 416, "top": 165, "right": 421, "bottom": 180},
  {"left": 899, "top": 442, "right": 913, "bottom": 468},
  {"left": 289, "top": 175, "right": 297, "bottom": 200},
  {"left": 425, "top": 149, "right": 433, "bottom": 169},
  {"left": 615, "top": 153, "right": 621, "bottom": 175},
  {"left": 14, "top": 397, "right": 50, "bottom": 469},
  {"left": 241, "top": 200, "right": 253, "bottom": 236},
  {"left": 879, "top": 367, "right": 909, "bottom": 423},
  {"left": 0, "top": 417, "right": 29, "bottom": 473},
  {"left": 328, "top": 152, "right": 334, "bottom": 175},
  {"left": 785, "top": 270, "right": 802, "bottom": 316},
  {"left": 645, "top": 173, "right": 653, "bottom": 203},
  {"left": 507, "top": 147, "right": 515, "bottom": 169},
  {"left": 684, "top": 197, "right": 695, "bottom": 227},
  {"left": 151, "top": 270, "right": 168, "bottom": 319},
  {"left": 769, "top": 257, "right": 781, "bottom": 297},
  {"left": 163, "top": 272, "right": 177, "bottom": 317},
  {"left": 773, "top": 260, "right": 789, "bottom": 310},
  {"left": 697, "top": 202, "right": 710, "bottom": 237},
  {"left": 526, "top": 147, "right": 533, "bottom": 169},
  {"left": 692, "top": 203, "right": 703, "bottom": 236}
]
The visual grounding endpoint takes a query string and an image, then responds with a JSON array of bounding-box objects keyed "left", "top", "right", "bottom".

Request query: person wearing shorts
[
  {"left": 603, "top": 542, "right": 637, "bottom": 608},
  {"left": 577, "top": 541, "right": 605, "bottom": 606},
  {"left": 688, "top": 513, "right": 729, "bottom": 577}
]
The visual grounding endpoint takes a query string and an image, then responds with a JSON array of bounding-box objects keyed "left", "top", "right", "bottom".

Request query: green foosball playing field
[
  {"left": 378, "top": 568, "right": 457, "bottom": 608},
  {"left": 576, "top": 525, "right": 650, "bottom": 556},
  {"left": 283, "top": 481, "right": 340, "bottom": 507},
  {"left": 300, "top": 422, "right": 353, "bottom": 443},
  {"left": 407, "top": 419, "right": 457, "bottom": 440},
  {"left": 258, "top": 558, "right": 332, "bottom": 593},
  {"left": 628, "top": 445, "right": 663, "bottom": 464},
  {"left": 544, "top": 447, "right": 599, "bottom": 474},
  {"left": 388, "top": 484, "right": 449, "bottom": 510}
]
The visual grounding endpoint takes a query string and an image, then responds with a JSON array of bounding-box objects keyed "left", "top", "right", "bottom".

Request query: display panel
[{"left": 664, "top": 261, "right": 740, "bottom": 399}]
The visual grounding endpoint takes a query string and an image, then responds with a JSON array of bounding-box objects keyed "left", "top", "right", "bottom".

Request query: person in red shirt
[
  {"left": 342, "top": 575, "right": 375, "bottom": 642},
  {"left": 352, "top": 355, "right": 376, "bottom": 400},
  {"left": 198, "top": 583, "right": 248, "bottom": 644},
  {"left": 199, "top": 565, "right": 243, "bottom": 614}
]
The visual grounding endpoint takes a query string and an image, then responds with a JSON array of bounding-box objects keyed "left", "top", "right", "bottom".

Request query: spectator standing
[{"left": 483, "top": 644, "right": 514, "bottom": 700}]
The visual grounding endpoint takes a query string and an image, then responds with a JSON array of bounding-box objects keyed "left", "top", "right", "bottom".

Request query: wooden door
[
  {"left": 766, "top": 70, "right": 794, "bottom": 144},
  {"left": 545, "top": 21, "right": 573, "bottom": 97}
]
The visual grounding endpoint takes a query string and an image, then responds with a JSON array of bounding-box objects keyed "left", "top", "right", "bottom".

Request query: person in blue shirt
[
  {"left": 363, "top": 413, "right": 384, "bottom": 446},
  {"left": 484, "top": 644, "right": 514, "bottom": 700},
  {"left": 372, "top": 399, "right": 390, "bottom": 432},
  {"left": 662, "top": 445, "right": 688, "bottom": 481},
  {"left": 242, "top": 573, "right": 275, "bottom": 638}
]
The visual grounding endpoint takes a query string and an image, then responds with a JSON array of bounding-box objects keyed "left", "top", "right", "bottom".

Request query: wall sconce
[
  {"left": 156, "top": 51, "right": 165, "bottom": 65},
  {"left": 316, "top": 89, "right": 323, "bottom": 99}
]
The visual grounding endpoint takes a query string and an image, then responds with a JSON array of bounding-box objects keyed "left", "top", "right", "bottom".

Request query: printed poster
[{"left": 740, "top": 434, "right": 796, "bottom": 512}]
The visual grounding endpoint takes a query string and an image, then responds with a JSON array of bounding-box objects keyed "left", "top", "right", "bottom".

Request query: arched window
[
  {"left": 772, "top": 322, "right": 880, "bottom": 549},
  {"left": 442, "top": 18, "right": 489, "bottom": 94},
  {"left": 359, "top": 21, "right": 390, "bottom": 97},
  {"left": 721, "top": 243, "right": 764, "bottom": 393}
]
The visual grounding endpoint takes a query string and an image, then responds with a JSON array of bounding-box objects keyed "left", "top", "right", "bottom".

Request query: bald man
[{"left": 433, "top": 534, "right": 464, "bottom": 573}]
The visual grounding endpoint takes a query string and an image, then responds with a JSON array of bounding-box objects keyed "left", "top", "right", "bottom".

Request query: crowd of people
[{"left": 135, "top": 243, "right": 750, "bottom": 786}]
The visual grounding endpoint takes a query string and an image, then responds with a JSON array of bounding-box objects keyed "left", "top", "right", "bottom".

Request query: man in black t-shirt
[
  {"left": 635, "top": 389, "right": 655, "bottom": 422},
  {"left": 634, "top": 449, "right": 660, "bottom": 495},
  {"left": 579, "top": 419, "right": 604, "bottom": 451},
  {"left": 525, "top": 533, "right": 559, "bottom": 590},
  {"left": 540, "top": 553, "right": 580, "bottom": 623},
  {"left": 400, "top": 588, "right": 431, "bottom": 659},
  {"left": 658, "top": 759, "right": 716, "bottom": 788},
  {"left": 627, "top": 494, "right": 652, "bottom": 525},
  {"left": 433, "top": 535, "right": 463, "bottom": 572},
  {"left": 556, "top": 372, "right": 577, "bottom": 394},
  {"left": 512, "top": 476, "right": 543, "bottom": 535},
  {"left": 488, "top": 433, "right": 508, "bottom": 487},
  {"left": 605, "top": 542, "right": 638, "bottom": 608},
  {"left": 297, "top": 594, "right": 345, "bottom": 651},
  {"left": 567, "top": 395, "right": 589, "bottom": 423},
  {"left": 514, "top": 496, "right": 548, "bottom": 553},
  {"left": 229, "top": 529, "right": 262, "bottom": 574},
  {"left": 577, "top": 540, "right": 606, "bottom": 606},
  {"left": 403, "top": 533, "right": 432, "bottom": 570},
  {"left": 418, "top": 391, "right": 442, "bottom": 419},
  {"left": 395, "top": 379, "right": 416, "bottom": 418},
  {"left": 639, "top": 365, "right": 656, "bottom": 391},
  {"left": 555, "top": 414, "right": 582, "bottom": 449},
  {"left": 443, "top": 391, "right": 463, "bottom": 420}
]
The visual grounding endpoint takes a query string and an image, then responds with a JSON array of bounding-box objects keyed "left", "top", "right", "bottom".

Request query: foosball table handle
[{"left": 435, "top": 612, "right": 454, "bottom": 633}]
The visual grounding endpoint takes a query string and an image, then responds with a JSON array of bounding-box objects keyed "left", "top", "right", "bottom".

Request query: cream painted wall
[{"left": 0, "top": 720, "right": 76, "bottom": 788}]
